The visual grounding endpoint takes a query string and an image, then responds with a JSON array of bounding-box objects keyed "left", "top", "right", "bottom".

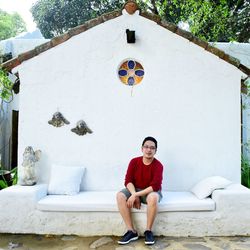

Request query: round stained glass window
[{"left": 118, "top": 59, "right": 144, "bottom": 86}]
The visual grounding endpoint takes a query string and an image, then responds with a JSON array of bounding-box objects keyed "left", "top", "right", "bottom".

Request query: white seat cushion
[
  {"left": 37, "top": 191, "right": 118, "bottom": 212},
  {"left": 37, "top": 191, "right": 215, "bottom": 212},
  {"left": 158, "top": 191, "right": 215, "bottom": 212}
]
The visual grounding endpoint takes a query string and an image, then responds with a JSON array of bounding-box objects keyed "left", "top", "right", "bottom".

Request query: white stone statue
[{"left": 19, "top": 146, "right": 41, "bottom": 186}]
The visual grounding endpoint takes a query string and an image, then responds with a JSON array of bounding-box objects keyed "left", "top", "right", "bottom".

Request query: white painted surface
[{"left": 15, "top": 10, "right": 244, "bottom": 191}]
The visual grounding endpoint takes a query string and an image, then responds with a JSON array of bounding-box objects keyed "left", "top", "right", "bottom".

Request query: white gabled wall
[{"left": 16, "top": 10, "right": 243, "bottom": 191}]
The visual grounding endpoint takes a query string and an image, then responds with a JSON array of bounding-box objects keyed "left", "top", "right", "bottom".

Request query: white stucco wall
[{"left": 15, "top": 10, "right": 243, "bottom": 191}]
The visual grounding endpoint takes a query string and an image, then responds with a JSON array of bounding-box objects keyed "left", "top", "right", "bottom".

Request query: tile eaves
[
  {"left": 18, "top": 49, "right": 38, "bottom": 63},
  {"left": 239, "top": 64, "right": 250, "bottom": 76},
  {"left": 158, "top": 20, "right": 178, "bottom": 33},
  {"left": 102, "top": 10, "right": 122, "bottom": 22},
  {"left": 35, "top": 41, "right": 52, "bottom": 55},
  {"left": 1, "top": 58, "right": 20, "bottom": 71},
  {"left": 51, "top": 33, "right": 71, "bottom": 47}
]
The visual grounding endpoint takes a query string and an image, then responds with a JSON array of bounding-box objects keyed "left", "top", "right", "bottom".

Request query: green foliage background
[
  {"left": 31, "top": 0, "right": 124, "bottom": 38},
  {"left": 241, "top": 155, "right": 250, "bottom": 188},
  {"left": 0, "top": 68, "right": 13, "bottom": 103},
  {"left": 0, "top": 9, "right": 27, "bottom": 40},
  {"left": 31, "top": 0, "right": 250, "bottom": 42}
]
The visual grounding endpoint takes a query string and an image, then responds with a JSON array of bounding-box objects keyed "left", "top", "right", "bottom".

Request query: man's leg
[
  {"left": 146, "top": 192, "right": 159, "bottom": 230},
  {"left": 143, "top": 192, "right": 159, "bottom": 245},
  {"left": 116, "top": 191, "right": 135, "bottom": 231},
  {"left": 117, "top": 191, "right": 139, "bottom": 245}
]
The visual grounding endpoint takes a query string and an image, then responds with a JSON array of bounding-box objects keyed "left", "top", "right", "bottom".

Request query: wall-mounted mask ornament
[
  {"left": 19, "top": 146, "right": 42, "bottom": 186},
  {"left": 71, "top": 120, "right": 93, "bottom": 136},
  {"left": 48, "top": 112, "right": 70, "bottom": 127}
]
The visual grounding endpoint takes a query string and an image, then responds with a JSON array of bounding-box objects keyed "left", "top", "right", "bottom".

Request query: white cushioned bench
[
  {"left": 1, "top": 183, "right": 250, "bottom": 236},
  {"left": 37, "top": 191, "right": 215, "bottom": 212}
]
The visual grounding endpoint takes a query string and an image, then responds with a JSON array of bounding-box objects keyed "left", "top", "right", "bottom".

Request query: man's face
[{"left": 142, "top": 140, "right": 157, "bottom": 159}]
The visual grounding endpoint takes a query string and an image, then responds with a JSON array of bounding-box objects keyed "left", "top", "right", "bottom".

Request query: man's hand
[
  {"left": 127, "top": 194, "right": 137, "bottom": 208},
  {"left": 133, "top": 196, "right": 141, "bottom": 210}
]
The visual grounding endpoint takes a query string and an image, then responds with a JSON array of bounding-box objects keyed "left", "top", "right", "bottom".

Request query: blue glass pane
[
  {"left": 128, "top": 77, "right": 135, "bottom": 85},
  {"left": 118, "top": 69, "right": 127, "bottom": 77},
  {"left": 128, "top": 60, "right": 135, "bottom": 69},
  {"left": 135, "top": 70, "right": 144, "bottom": 77}
]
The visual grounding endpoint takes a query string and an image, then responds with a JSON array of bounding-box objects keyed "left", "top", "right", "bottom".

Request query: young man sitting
[{"left": 116, "top": 136, "right": 163, "bottom": 245}]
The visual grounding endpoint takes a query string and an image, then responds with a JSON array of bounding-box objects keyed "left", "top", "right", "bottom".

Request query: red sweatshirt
[{"left": 124, "top": 156, "right": 163, "bottom": 191}]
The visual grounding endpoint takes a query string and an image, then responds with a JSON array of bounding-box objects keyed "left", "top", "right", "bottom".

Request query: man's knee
[
  {"left": 116, "top": 191, "right": 127, "bottom": 203},
  {"left": 146, "top": 192, "right": 159, "bottom": 206}
]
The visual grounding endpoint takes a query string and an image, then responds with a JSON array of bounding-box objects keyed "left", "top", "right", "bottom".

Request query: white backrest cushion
[
  {"left": 48, "top": 164, "right": 85, "bottom": 195},
  {"left": 191, "top": 176, "right": 232, "bottom": 199}
]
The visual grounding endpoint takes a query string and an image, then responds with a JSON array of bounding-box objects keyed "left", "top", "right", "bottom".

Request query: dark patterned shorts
[{"left": 120, "top": 188, "right": 163, "bottom": 204}]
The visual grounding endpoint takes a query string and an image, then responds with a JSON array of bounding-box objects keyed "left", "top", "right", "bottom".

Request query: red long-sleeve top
[{"left": 124, "top": 156, "right": 163, "bottom": 191}]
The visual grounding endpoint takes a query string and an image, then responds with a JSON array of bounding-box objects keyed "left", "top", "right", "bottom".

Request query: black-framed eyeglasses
[{"left": 143, "top": 145, "right": 156, "bottom": 150}]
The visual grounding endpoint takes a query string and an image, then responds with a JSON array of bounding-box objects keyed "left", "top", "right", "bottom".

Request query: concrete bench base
[{"left": 0, "top": 184, "right": 250, "bottom": 236}]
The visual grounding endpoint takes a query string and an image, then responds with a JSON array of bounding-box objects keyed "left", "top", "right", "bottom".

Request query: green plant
[
  {"left": 241, "top": 154, "right": 250, "bottom": 188},
  {"left": 0, "top": 167, "right": 17, "bottom": 189},
  {"left": 0, "top": 65, "right": 15, "bottom": 183},
  {"left": 0, "top": 67, "right": 14, "bottom": 103}
]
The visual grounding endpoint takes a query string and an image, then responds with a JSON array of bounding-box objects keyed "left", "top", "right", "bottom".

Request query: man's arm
[
  {"left": 126, "top": 183, "right": 154, "bottom": 208},
  {"left": 127, "top": 182, "right": 153, "bottom": 196},
  {"left": 126, "top": 182, "right": 141, "bottom": 209},
  {"left": 126, "top": 182, "right": 136, "bottom": 194},
  {"left": 149, "top": 162, "right": 163, "bottom": 191},
  {"left": 124, "top": 160, "right": 135, "bottom": 187},
  {"left": 134, "top": 186, "right": 154, "bottom": 197}
]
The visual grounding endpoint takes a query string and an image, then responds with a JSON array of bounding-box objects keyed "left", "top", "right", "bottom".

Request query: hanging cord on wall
[{"left": 130, "top": 86, "right": 134, "bottom": 97}]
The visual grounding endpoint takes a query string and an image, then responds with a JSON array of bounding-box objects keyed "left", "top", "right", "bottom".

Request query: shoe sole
[
  {"left": 145, "top": 241, "right": 155, "bottom": 245},
  {"left": 118, "top": 236, "right": 139, "bottom": 245}
]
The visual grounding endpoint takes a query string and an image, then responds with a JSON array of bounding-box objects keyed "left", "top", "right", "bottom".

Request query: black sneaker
[
  {"left": 144, "top": 230, "right": 155, "bottom": 245},
  {"left": 118, "top": 230, "right": 139, "bottom": 244}
]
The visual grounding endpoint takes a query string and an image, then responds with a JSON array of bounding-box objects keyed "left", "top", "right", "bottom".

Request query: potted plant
[{"left": 0, "top": 167, "right": 17, "bottom": 190}]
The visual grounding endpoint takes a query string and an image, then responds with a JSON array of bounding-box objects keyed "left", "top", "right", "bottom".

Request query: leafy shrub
[
  {"left": 241, "top": 155, "right": 250, "bottom": 188},
  {"left": 0, "top": 167, "right": 17, "bottom": 190}
]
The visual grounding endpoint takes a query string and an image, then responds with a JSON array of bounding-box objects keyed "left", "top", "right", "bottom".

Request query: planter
[{"left": 0, "top": 170, "right": 12, "bottom": 189}]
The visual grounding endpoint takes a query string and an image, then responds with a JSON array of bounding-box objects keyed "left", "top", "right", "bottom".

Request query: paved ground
[{"left": 1, "top": 234, "right": 250, "bottom": 250}]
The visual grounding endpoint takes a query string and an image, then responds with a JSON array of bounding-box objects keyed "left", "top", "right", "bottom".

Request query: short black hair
[{"left": 142, "top": 136, "right": 158, "bottom": 149}]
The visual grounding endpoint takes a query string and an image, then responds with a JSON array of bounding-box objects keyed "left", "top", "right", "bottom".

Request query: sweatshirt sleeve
[
  {"left": 150, "top": 162, "right": 163, "bottom": 191},
  {"left": 124, "top": 159, "right": 135, "bottom": 187}
]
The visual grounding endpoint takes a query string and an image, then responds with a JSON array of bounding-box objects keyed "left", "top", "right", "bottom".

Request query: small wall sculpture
[
  {"left": 71, "top": 120, "right": 93, "bottom": 136},
  {"left": 19, "top": 146, "right": 42, "bottom": 186},
  {"left": 48, "top": 112, "right": 70, "bottom": 127}
]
